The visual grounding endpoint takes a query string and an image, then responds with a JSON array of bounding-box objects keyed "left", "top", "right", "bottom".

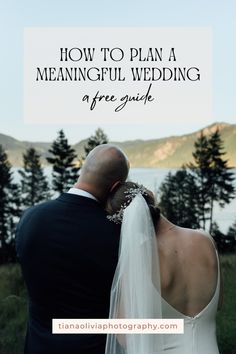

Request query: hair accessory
[{"left": 107, "top": 184, "right": 148, "bottom": 224}]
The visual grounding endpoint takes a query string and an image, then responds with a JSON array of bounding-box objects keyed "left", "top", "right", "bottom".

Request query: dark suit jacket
[{"left": 16, "top": 193, "right": 121, "bottom": 354}]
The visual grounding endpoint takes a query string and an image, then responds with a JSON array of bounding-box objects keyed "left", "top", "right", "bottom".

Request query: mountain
[
  {"left": 117, "top": 122, "right": 236, "bottom": 168},
  {"left": 0, "top": 122, "right": 235, "bottom": 168},
  {"left": 0, "top": 133, "right": 51, "bottom": 166},
  {"left": 63, "top": 122, "right": 236, "bottom": 168}
]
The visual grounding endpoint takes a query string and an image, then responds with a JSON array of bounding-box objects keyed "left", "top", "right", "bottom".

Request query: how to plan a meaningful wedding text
[
  {"left": 25, "top": 27, "right": 211, "bottom": 124},
  {"left": 35, "top": 47, "right": 201, "bottom": 113}
]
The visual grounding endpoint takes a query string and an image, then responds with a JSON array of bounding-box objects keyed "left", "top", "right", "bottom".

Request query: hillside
[
  {"left": 0, "top": 122, "right": 235, "bottom": 168},
  {"left": 0, "top": 133, "right": 51, "bottom": 166},
  {"left": 118, "top": 122, "right": 236, "bottom": 167}
]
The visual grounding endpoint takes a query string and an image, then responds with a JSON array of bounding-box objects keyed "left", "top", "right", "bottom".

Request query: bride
[{"left": 105, "top": 181, "right": 223, "bottom": 354}]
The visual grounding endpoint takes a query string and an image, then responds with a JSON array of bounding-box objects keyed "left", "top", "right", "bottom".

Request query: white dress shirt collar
[{"left": 67, "top": 187, "right": 98, "bottom": 202}]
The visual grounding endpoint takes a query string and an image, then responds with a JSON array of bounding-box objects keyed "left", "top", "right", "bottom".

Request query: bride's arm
[
  {"left": 211, "top": 236, "right": 223, "bottom": 311},
  {"left": 218, "top": 259, "right": 224, "bottom": 310},
  {"left": 212, "top": 237, "right": 223, "bottom": 310}
]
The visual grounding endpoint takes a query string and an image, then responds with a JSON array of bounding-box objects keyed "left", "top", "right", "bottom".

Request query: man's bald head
[{"left": 76, "top": 144, "right": 129, "bottom": 201}]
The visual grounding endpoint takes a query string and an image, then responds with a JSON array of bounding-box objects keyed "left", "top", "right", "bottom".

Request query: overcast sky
[{"left": 0, "top": 0, "right": 235, "bottom": 143}]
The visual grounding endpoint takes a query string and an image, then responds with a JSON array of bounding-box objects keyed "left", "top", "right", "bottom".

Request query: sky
[{"left": 0, "top": 0, "right": 235, "bottom": 144}]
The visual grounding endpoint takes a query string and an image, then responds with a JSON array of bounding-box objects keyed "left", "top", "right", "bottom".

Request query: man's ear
[{"left": 109, "top": 181, "right": 121, "bottom": 193}]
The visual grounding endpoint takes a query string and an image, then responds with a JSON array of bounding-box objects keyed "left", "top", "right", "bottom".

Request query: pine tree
[
  {"left": 47, "top": 130, "right": 79, "bottom": 193},
  {"left": 19, "top": 147, "right": 50, "bottom": 207},
  {"left": 159, "top": 169, "right": 200, "bottom": 228},
  {"left": 207, "top": 129, "right": 235, "bottom": 233},
  {"left": 0, "top": 145, "right": 21, "bottom": 263},
  {"left": 158, "top": 172, "right": 176, "bottom": 222},
  {"left": 226, "top": 220, "right": 236, "bottom": 252},
  {"left": 84, "top": 128, "right": 108, "bottom": 158},
  {"left": 188, "top": 128, "right": 235, "bottom": 232},
  {"left": 210, "top": 221, "right": 225, "bottom": 252},
  {"left": 187, "top": 131, "right": 211, "bottom": 229},
  {"left": 228, "top": 220, "right": 236, "bottom": 239}
]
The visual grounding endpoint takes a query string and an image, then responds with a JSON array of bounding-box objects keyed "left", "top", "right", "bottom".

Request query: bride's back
[{"left": 157, "top": 227, "right": 220, "bottom": 317}]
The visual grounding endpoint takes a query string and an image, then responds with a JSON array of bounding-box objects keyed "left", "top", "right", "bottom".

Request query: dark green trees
[
  {"left": 159, "top": 128, "right": 235, "bottom": 234},
  {"left": 84, "top": 128, "right": 108, "bottom": 157},
  {"left": 187, "top": 132, "right": 211, "bottom": 229},
  {"left": 228, "top": 221, "right": 236, "bottom": 239},
  {"left": 207, "top": 129, "right": 235, "bottom": 232},
  {"left": 227, "top": 221, "right": 236, "bottom": 252},
  {"left": 0, "top": 145, "right": 21, "bottom": 263},
  {"left": 188, "top": 129, "right": 235, "bottom": 232},
  {"left": 19, "top": 147, "right": 50, "bottom": 207},
  {"left": 159, "top": 169, "right": 200, "bottom": 228},
  {"left": 47, "top": 130, "right": 79, "bottom": 193}
]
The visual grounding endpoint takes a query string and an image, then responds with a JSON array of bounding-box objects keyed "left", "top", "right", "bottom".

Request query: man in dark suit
[{"left": 16, "top": 144, "right": 129, "bottom": 354}]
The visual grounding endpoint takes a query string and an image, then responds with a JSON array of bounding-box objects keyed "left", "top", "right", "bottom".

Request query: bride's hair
[{"left": 106, "top": 181, "right": 161, "bottom": 226}]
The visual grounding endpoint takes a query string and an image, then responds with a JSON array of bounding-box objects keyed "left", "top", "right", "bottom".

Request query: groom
[{"left": 16, "top": 144, "right": 129, "bottom": 354}]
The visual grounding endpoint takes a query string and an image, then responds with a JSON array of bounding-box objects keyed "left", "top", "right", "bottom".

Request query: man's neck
[
  {"left": 74, "top": 182, "right": 103, "bottom": 202},
  {"left": 68, "top": 187, "right": 98, "bottom": 202}
]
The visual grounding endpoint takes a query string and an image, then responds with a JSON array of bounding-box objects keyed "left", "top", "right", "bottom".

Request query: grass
[
  {"left": 0, "top": 255, "right": 235, "bottom": 354},
  {"left": 216, "top": 254, "right": 236, "bottom": 354},
  {"left": 0, "top": 264, "right": 27, "bottom": 354}
]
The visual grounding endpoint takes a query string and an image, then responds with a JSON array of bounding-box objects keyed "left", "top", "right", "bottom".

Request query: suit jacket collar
[{"left": 57, "top": 193, "right": 101, "bottom": 207}]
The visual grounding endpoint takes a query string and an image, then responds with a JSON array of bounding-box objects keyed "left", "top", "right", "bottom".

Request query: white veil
[{"left": 105, "top": 194, "right": 164, "bottom": 354}]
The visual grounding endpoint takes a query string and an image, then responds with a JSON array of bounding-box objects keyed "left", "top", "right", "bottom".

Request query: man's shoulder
[
  {"left": 20, "top": 199, "right": 58, "bottom": 221},
  {"left": 19, "top": 195, "right": 120, "bottom": 234}
]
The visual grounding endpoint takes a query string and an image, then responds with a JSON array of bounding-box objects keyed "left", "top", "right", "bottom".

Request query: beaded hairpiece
[{"left": 107, "top": 184, "right": 148, "bottom": 224}]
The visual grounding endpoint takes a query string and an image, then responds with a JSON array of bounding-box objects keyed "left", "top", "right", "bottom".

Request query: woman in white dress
[{"left": 105, "top": 181, "right": 223, "bottom": 354}]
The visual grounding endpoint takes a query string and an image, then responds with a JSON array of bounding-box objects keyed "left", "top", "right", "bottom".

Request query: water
[
  {"left": 13, "top": 167, "right": 236, "bottom": 233},
  {"left": 129, "top": 168, "right": 236, "bottom": 233},
  {"left": 128, "top": 168, "right": 176, "bottom": 193}
]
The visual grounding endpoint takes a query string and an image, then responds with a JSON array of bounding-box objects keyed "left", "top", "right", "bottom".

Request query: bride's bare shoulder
[
  {"left": 174, "top": 225, "right": 212, "bottom": 238},
  {"left": 173, "top": 226, "right": 217, "bottom": 254}
]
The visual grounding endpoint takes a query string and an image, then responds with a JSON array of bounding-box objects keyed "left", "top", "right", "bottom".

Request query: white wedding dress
[
  {"left": 161, "top": 231, "right": 220, "bottom": 354},
  {"left": 105, "top": 195, "right": 220, "bottom": 354}
]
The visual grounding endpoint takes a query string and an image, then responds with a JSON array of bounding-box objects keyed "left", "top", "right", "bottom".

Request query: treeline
[
  {"left": 0, "top": 128, "right": 108, "bottom": 264},
  {"left": 158, "top": 129, "right": 236, "bottom": 252},
  {"left": 0, "top": 128, "right": 235, "bottom": 264}
]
